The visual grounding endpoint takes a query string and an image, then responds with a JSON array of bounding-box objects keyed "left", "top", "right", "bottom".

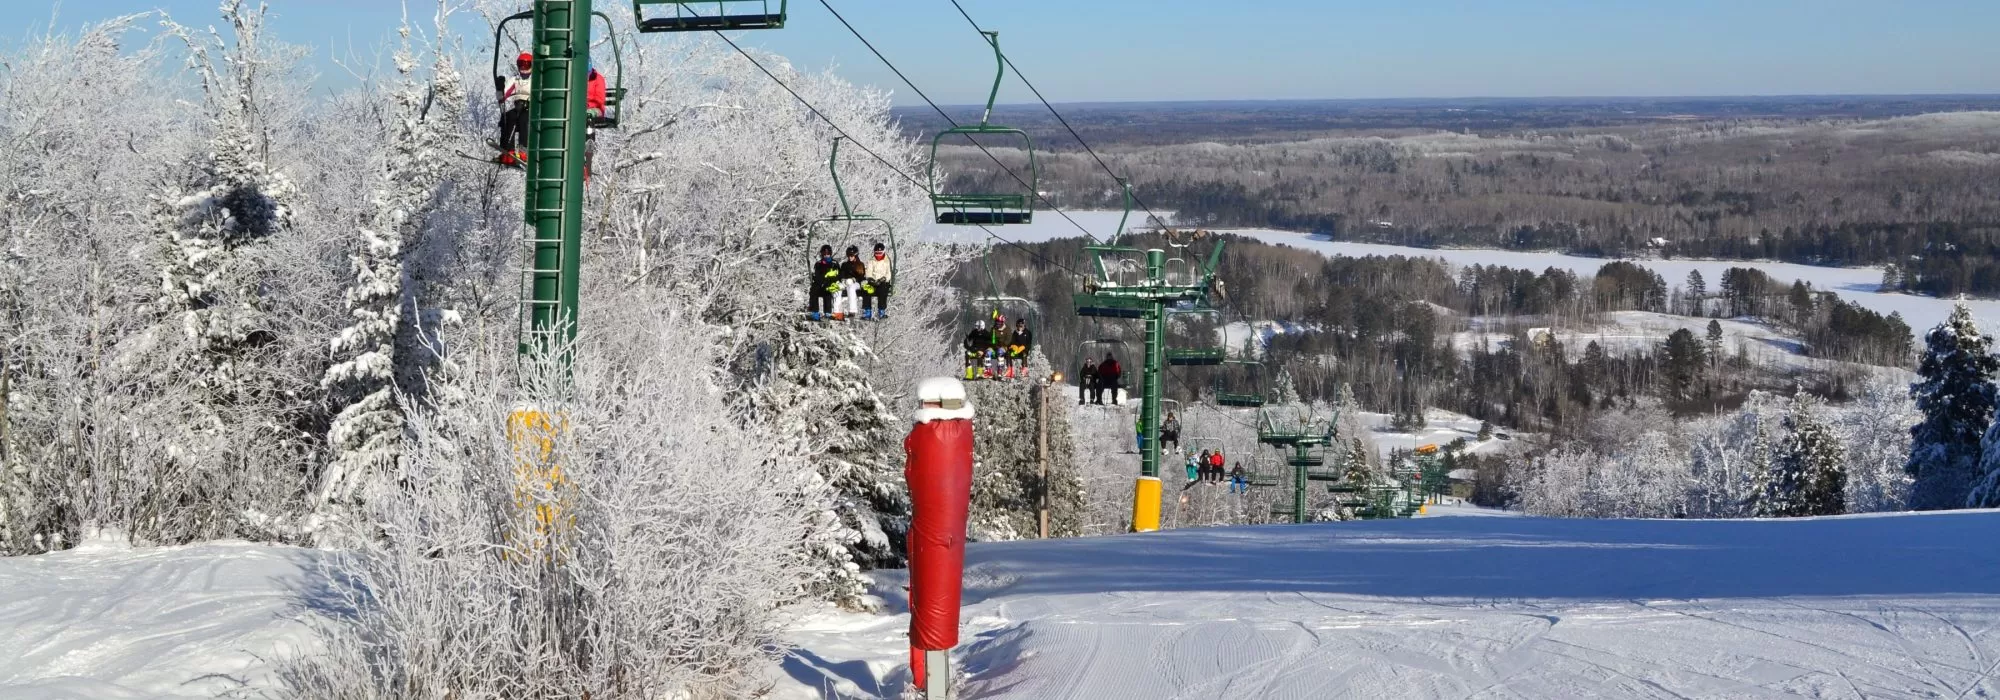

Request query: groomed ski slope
[
  {"left": 0, "top": 538, "right": 319, "bottom": 699},
  {"left": 785, "top": 508, "right": 2000, "bottom": 699}
]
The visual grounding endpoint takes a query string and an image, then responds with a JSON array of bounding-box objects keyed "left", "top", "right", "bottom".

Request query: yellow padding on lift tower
[
  {"left": 1132, "top": 476, "right": 1162, "bottom": 533},
  {"left": 506, "top": 407, "right": 572, "bottom": 561}
]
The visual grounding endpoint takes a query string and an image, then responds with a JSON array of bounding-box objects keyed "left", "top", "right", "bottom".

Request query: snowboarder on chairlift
[
  {"left": 1185, "top": 450, "right": 1200, "bottom": 483},
  {"left": 836, "top": 246, "right": 868, "bottom": 320},
  {"left": 1209, "top": 449, "right": 1226, "bottom": 482},
  {"left": 963, "top": 320, "right": 991, "bottom": 380},
  {"left": 495, "top": 53, "right": 533, "bottom": 167},
  {"left": 586, "top": 64, "right": 609, "bottom": 123},
  {"left": 1162, "top": 412, "right": 1182, "bottom": 451},
  {"left": 862, "top": 242, "right": 893, "bottom": 319},
  {"left": 809, "top": 245, "right": 839, "bottom": 320},
  {"left": 1196, "top": 450, "right": 1213, "bottom": 483},
  {"left": 1007, "top": 318, "right": 1032, "bottom": 380},
  {"left": 1230, "top": 463, "right": 1248, "bottom": 494}
]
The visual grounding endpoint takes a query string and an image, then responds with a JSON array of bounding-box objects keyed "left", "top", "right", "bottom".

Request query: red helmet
[{"left": 516, "top": 53, "right": 534, "bottom": 70}]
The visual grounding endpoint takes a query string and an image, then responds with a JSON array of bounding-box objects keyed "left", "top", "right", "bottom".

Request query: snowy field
[
  {"left": 921, "top": 213, "right": 1997, "bottom": 334},
  {"left": 787, "top": 510, "right": 2000, "bottom": 699}
]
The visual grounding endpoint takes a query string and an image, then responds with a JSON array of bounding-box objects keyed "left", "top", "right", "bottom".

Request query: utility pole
[{"left": 1037, "top": 377, "right": 1051, "bottom": 539}]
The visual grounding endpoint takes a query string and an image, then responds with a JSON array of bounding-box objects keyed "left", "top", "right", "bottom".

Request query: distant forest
[
  {"left": 917, "top": 98, "right": 2000, "bottom": 297},
  {"left": 953, "top": 235, "right": 1913, "bottom": 438}
]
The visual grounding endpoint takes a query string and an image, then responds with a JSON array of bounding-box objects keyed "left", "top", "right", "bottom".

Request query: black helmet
[
  {"left": 818, "top": 244, "right": 833, "bottom": 256},
  {"left": 873, "top": 242, "right": 886, "bottom": 252},
  {"left": 845, "top": 245, "right": 860, "bottom": 257}
]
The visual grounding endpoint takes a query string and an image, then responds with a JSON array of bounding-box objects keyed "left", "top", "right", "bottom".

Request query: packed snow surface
[
  {"left": 922, "top": 212, "right": 1995, "bottom": 334},
  {"left": 0, "top": 539, "right": 319, "bottom": 699},
  {"left": 786, "top": 510, "right": 2000, "bottom": 699}
]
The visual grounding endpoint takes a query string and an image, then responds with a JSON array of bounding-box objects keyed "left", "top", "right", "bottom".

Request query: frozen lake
[{"left": 923, "top": 212, "right": 1999, "bottom": 334}]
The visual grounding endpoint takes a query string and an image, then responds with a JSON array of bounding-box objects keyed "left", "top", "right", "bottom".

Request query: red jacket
[
  {"left": 586, "top": 70, "right": 608, "bottom": 116},
  {"left": 1209, "top": 452, "right": 1225, "bottom": 468}
]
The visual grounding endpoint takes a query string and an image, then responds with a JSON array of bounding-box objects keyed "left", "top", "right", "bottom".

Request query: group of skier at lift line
[
  {"left": 493, "top": 52, "right": 610, "bottom": 169},
  {"left": 809, "top": 243, "right": 894, "bottom": 321},
  {"left": 963, "top": 314, "right": 1034, "bottom": 381}
]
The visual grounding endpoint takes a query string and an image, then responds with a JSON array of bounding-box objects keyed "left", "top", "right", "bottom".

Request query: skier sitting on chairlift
[
  {"left": 1185, "top": 450, "right": 1201, "bottom": 483},
  {"left": 1161, "top": 412, "right": 1182, "bottom": 451},
  {"left": 1208, "top": 449, "right": 1227, "bottom": 482},
  {"left": 1078, "top": 359, "right": 1097, "bottom": 405},
  {"left": 495, "top": 53, "right": 533, "bottom": 167},
  {"left": 862, "top": 242, "right": 892, "bottom": 319},
  {"left": 1230, "top": 463, "right": 1248, "bottom": 493},
  {"left": 1007, "top": 317, "right": 1032, "bottom": 380},
  {"left": 836, "top": 246, "right": 868, "bottom": 320},
  {"left": 963, "top": 320, "right": 991, "bottom": 380},
  {"left": 809, "top": 245, "right": 839, "bottom": 320},
  {"left": 1096, "top": 354, "right": 1123, "bottom": 405},
  {"left": 989, "top": 313, "right": 1013, "bottom": 380}
]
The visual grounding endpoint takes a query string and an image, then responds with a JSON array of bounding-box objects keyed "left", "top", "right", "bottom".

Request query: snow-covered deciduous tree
[
  {"left": 1908, "top": 303, "right": 1998, "bottom": 510},
  {"left": 283, "top": 307, "right": 813, "bottom": 698},
  {"left": 1841, "top": 378, "right": 1915, "bottom": 512},
  {"left": 317, "top": 5, "right": 471, "bottom": 512}
]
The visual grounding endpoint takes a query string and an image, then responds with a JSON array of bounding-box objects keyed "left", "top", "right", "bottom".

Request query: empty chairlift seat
[{"left": 634, "top": 0, "right": 787, "bottom": 33}]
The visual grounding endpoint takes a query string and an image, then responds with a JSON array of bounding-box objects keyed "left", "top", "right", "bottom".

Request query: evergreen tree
[
  {"left": 1907, "top": 303, "right": 1999, "bottom": 510},
  {"left": 1773, "top": 393, "right": 1846, "bottom": 517},
  {"left": 966, "top": 353, "right": 1086, "bottom": 540},
  {"left": 1659, "top": 328, "right": 1707, "bottom": 401},
  {"left": 318, "top": 19, "right": 467, "bottom": 509},
  {"left": 738, "top": 321, "right": 908, "bottom": 609},
  {"left": 1684, "top": 270, "right": 1707, "bottom": 315},
  {"left": 1747, "top": 418, "right": 1781, "bottom": 517},
  {"left": 1705, "top": 320, "right": 1725, "bottom": 366}
]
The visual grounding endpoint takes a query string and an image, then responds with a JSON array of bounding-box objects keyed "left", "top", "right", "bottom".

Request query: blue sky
[{"left": 19, "top": 0, "right": 2000, "bottom": 105}]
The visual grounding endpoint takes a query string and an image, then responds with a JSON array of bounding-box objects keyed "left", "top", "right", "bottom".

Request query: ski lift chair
[
  {"left": 928, "top": 32, "right": 1037, "bottom": 226},
  {"left": 635, "top": 0, "right": 787, "bottom": 32}
]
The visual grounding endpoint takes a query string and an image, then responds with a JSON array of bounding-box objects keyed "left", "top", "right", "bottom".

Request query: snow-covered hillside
[
  {"left": 785, "top": 510, "right": 2000, "bottom": 699},
  {"left": 918, "top": 212, "right": 1995, "bottom": 333}
]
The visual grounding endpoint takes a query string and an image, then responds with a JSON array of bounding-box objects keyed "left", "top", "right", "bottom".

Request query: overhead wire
[
  {"left": 813, "top": 0, "right": 1106, "bottom": 245},
  {"left": 942, "top": 0, "right": 1167, "bottom": 228},
  {"left": 708, "top": 29, "right": 1088, "bottom": 278}
]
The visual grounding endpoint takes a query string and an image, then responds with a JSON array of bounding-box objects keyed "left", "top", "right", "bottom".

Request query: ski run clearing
[{"left": 8, "top": 512, "right": 2000, "bottom": 699}]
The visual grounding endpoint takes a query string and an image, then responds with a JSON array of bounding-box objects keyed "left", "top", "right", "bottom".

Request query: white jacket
[
  {"left": 865, "top": 256, "right": 893, "bottom": 282},
  {"left": 502, "top": 74, "right": 532, "bottom": 106}
]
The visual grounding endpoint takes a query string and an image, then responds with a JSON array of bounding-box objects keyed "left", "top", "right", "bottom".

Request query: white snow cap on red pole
[{"left": 914, "top": 377, "right": 975, "bottom": 423}]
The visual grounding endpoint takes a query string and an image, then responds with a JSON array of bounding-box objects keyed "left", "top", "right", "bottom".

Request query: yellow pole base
[{"left": 1131, "top": 477, "right": 1162, "bottom": 533}]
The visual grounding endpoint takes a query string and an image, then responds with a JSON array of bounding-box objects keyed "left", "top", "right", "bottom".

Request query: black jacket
[
  {"left": 812, "top": 258, "right": 840, "bottom": 292},
  {"left": 964, "top": 329, "right": 989, "bottom": 353}
]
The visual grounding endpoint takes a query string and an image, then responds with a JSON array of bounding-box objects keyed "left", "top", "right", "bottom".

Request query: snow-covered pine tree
[
  {"left": 965, "top": 353, "right": 1085, "bottom": 541},
  {"left": 1746, "top": 417, "right": 1782, "bottom": 517},
  {"left": 317, "top": 12, "right": 469, "bottom": 511},
  {"left": 737, "top": 319, "right": 908, "bottom": 609},
  {"left": 1774, "top": 393, "right": 1846, "bottom": 517},
  {"left": 1907, "top": 303, "right": 1999, "bottom": 510}
]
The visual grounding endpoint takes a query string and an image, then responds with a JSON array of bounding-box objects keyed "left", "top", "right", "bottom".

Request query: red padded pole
[{"left": 905, "top": 413, "right": 974, "bottom": 651}]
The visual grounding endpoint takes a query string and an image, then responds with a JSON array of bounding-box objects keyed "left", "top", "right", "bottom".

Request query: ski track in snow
[{"left": 784, "top": 510, "right": 2000, "bottom": 699}]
